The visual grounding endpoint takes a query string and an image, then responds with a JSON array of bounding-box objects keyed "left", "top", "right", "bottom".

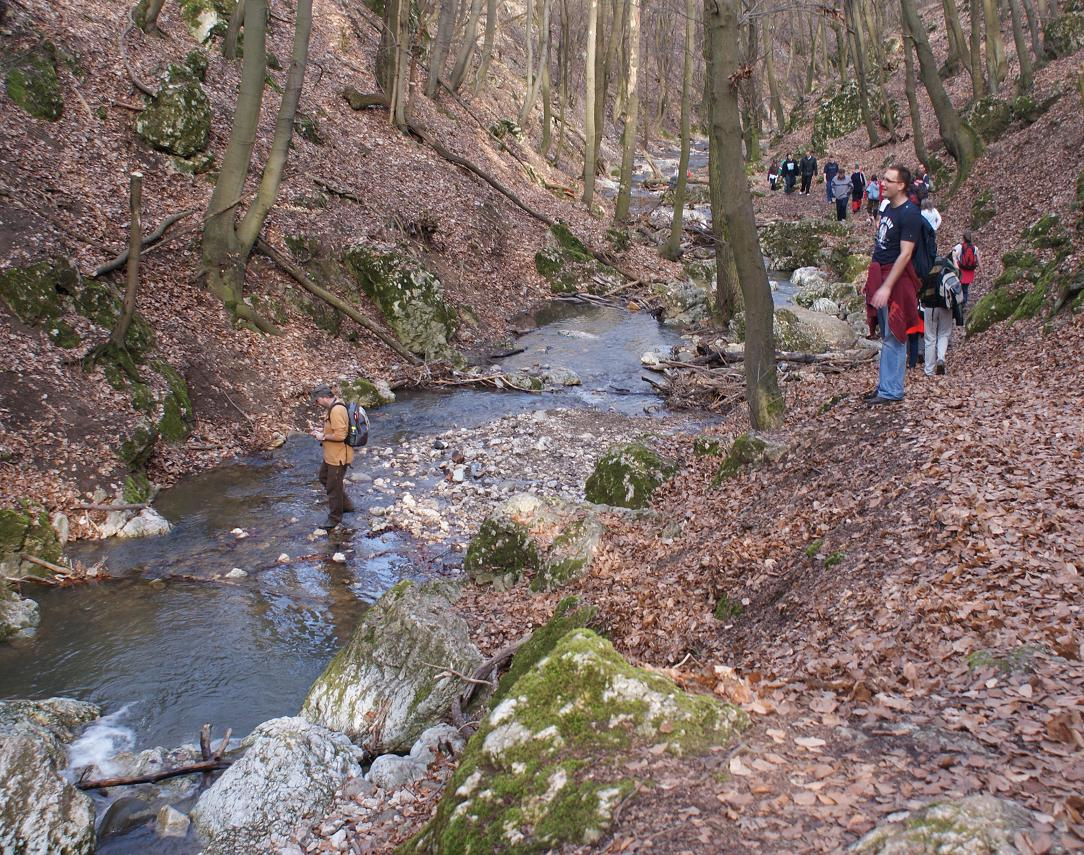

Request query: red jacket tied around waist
[{"left": 865, "top": 261, "right": 920, "bottom": 342}]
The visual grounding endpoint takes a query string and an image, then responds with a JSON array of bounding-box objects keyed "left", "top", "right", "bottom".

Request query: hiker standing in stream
[
  {"left": 799, "top": 150, "right": 818, "bottom": 195},
  {"left": 952, "top": 231, "right": 980, "bottom": 309},
  {"left": 863, "top": 164, "right": 923, "bottom": 404},
  {"left": 310, "top": 383, "right": 355, "bottom": 530}
]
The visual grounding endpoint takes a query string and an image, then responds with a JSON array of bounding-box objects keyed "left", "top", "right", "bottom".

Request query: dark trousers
[
  {"left": 907, "top": 332, "right": 922, "bottom": 368},
  {"left": 319, "top": 461, "right": 352, "bottom": 525},
  {"left": 800, "top": 174, "right": 812, "bottom": 193},
  {"left": 835, "top": 198, "right": 848, "bottom": 221}
]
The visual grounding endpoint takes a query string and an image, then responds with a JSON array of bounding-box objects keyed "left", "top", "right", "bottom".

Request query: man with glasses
[{"left": 863, "top": 165, "right": 922, "bottom": 404}]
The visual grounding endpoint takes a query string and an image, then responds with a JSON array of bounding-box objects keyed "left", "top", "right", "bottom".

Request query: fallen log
[
  {"left": 255, "top": 237, "right": 421, "bottom": 366},
  {"left": 20, "top": 554, "right": 73, "bottom": 576},
  {"left": 92, "top": 209, "right": 198, "bottom": 277},
  {"left": 452, "top": 636, "right": 528, "bottom": 730},
  {"left": 76, "top": 759, "right": 232, "bottom": 790}
]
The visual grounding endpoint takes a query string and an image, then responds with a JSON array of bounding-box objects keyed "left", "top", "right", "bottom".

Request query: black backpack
[
  {"left": 333, "top": 402, "right": 370, "bottom": 448},
  {"left": 918, "top": 257, "right": 960, "bottom": 309},
  {"left": 913, "top": 216, "right": 938, "bottom": 281}
]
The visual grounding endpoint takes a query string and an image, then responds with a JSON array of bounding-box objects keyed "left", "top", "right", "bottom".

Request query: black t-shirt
[{"left": 872, "top": 200, "right": 922, "bottom": 265}]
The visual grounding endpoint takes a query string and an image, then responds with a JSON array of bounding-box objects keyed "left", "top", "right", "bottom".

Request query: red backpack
[{"left": 959, "top": 242, "right": 978, "bottom": 271}]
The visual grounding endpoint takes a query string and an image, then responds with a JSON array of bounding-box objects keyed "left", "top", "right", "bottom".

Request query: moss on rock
[
  {"left": 534, "top": 223, "right": 620, "bottom": 295},
  {"left": 295, "top": 113, "right": 323, "bottom": 145},
  {"left": 713, "top": 432, "right": 787, "bottom": 484},
  {"left": 403, "top": 629, "right": 747, "bottom": 854},
  {"left": 0, "top": 258, "right": 79, "bottom": 327},
  {"left": 970, "top": 189, "right": 996, "bottom": 230},
  {"left": 156, "top": 363, "right": 195, "bottom": 442},
  {"left": 965, "top": 97, "right": 1015, "bottom": 144},
  {"left": 180, "top": 0, "right": 236, "bottom": 42},
  {"left": 1022, "top": 214, "right": 1068, "bottom": 250},
  {"left": 966, "top": 287, "right": 1027, "bottom": 335},
  {"left": 464, "top": 518, "right": 541, "bottom": 587},
  {"left": 136, "top": 64, "right": 211, "bottom": 158},
  {"left": 532, "top": 515, "right": 606, "bottom": 592},
  {"left": 811, "top": 81, "right": 862, "bottom": 152},
  {"left": 584, "top": 442, "right": 678, "bottom": 509},
  {"left": 123, "top": 471, "right": 153, "bottom": 504},
  {"left": 853, "top": 795, "right": 1037, "bottom": 853},
  {"left": 1043, "top": 11, "right": 1084, "bottom": 57},
  {"left": 342, "top": 246, "right": 458, "bottom": 360},
  {"left": 73, "top": 280, "right": 155, "bottom": 359},
  {"left": 340, "top": 377, "right": 395, "bottom": 408},
  {"left": 692, "top": 436, "right": 724, "bottom": 457},
  {"left": 4, "top": 41, "right": 63, "bottom": 121},
  {"left": 118, "top": 419, "right": 158, "bottom": 469},
  {"left": 758, "top": 219, "right": 846, "bottom": 271}
]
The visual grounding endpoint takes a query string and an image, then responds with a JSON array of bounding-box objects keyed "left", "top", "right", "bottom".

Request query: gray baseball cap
[{"left": 310, "top": 383, "right": 333, "bottom": 400}]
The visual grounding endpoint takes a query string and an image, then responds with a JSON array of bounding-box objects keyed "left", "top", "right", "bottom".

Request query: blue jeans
[
  {"left": 825, "top": 179, "right": 835, "bottom": 202},
  {"left": 876, "top": 307, "right": 906, "bottom": 400}
]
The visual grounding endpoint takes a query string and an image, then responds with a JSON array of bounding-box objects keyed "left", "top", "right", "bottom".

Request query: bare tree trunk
[
  {"left": 969, "top": 0, "right": 987, "bottom": 98},
  {"left": 224, "top": 0, "right": 245, "bottom": 59},
  {"left": 473, "top": 0, "right": 498, "bottom": 93},
  {"left": 540, "top": 39, "right": 553, "bottom": 155},
  {"left": 1020, "top": 0, "right": 1043, "bottom": 61},
  {"left": 804, "top": 18, "right": 817, "bottom": 94},
  {"left": 846, "top": 0, "right": 880, "bottom": 146},
  {"left": 902, "top": 13, "right": 930, "bottom": 165},
  {"left": 833, "top": 21, "right": 848, "bottom": 85},
  {"left": 615, "top": 0, "right": 640, "bottom": 223},
  {"left": 519, "top": 0, "right": 552, "bottom": 126},
  {"left": 900, "top": 0, "right": 983, "bottom": 184},
  {"left": 426, "top": 0, "right": 456, "bottom": 97},
  {"left": 983, "top": 0, "right": 1007, "bottom": 92},
  {"left": 448, "top": 0, "right": 483, "bottom": 91},
  {"left": 133, "top": 0, "right": 166, "bottom": 34},
  {"left": 111, "top": 172, "right": 143, "bottom": 348},
  {"left": 582, "top": 0, "right": 599, "bottom": 205},
  {"left": 520, "top": 0, "right": 535, "bottom": 121},
  {"left": 705, "top": 0, "right": 783, "bottom": 431},
  {"left": 1007, "top": 0, "right": 1033, "bottom": 91},
  {"left": 764, "top": 18, "right": 785, "bottom": 135},
  {"left": 553, "top": 0, "right": 570, "bottom": 165},
  {"left": 662, "top": 0, "right": 695, "bottom": 262}
]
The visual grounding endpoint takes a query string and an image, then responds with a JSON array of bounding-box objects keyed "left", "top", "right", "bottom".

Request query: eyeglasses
[{"left": 882, "top": 177, "right": 903, "bottom": 184}]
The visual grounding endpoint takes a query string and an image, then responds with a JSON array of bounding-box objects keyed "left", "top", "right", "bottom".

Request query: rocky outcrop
[
  {"left": 340, "top": 377, "right": 396, "bottom": 408},
  {"left": 366, "top": 724, "right": 466, "bottom": 791},
  {"left": 534, "top": 223, "right": 621, "bottom": 295},
  {"left": 116, "top": 508, "right": 172, "bottom": 539},
  {"left": 1043, "top": 11, "right": 1084, "bottom": 57},
  {"left": 759, "top": 219, "right": 846, "bottom": 271},
  {"left": 852, "top": 795, "right": 1039, "bottom": 853},
  {"left": 0, "top": 698, "right": 101, "bottom": 855},
  {"left": 584, "top": 442, "right": 678, "bottom": 509},
  {"left": 0, "top": 583, "right": 39, "bottom": 641},
  {"left": 191, "top": 717, "right": 363, "bottom": 854},
  {"left": 301, "top": 581, "right": 482, "bottom": 753},
  {"left": 3, "top": 41, "right": 64, "bottom": 121},
  {"left": 135, "top": 63, "right": 211, "bottom": 158},
  {"left": 342, "top": 246, "right": 459, "bottom": 360},
  {"left": 713, "top": 432, "right": 788, "bottom": 484},
  {"left": 811, "top": 81, "right": 862, "bottom": 151},
  {"left": 0, "top": 504, "right": 65, "bottom": 581},
  {"left": 731, "top": 306, "right": 857, "bottom": 353},
  {"left": 401, "top": 629, "right": 747, "bottom": 853},
  {"left": 464, "top": 493, "right": 607, "bottom": 591}
]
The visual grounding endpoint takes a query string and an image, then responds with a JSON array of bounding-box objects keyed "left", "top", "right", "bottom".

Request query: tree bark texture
[
  {"left": 1007, "top": 0, "right": 1033, "bottom": 91},
  {"left": 845, "top": 0, "right": 880, "bottom": 147},
  {"left": 983, "top": 0, "right": 1007, "bottom": 91},
  {"left": 705, "top": 0, "right": 784, "bottom": 430},
  {"left": 426, "top": 0, "right": 456, "bottom": 97},
  {"left": 582, "top": 0, "right": 599, "bottom": 204},
  {"left": 449, "top": 0, "right": 483, "bottom": 90},
  {"left": 473, "top": 0, "right": 499, "bottom": 92},
  {"left": 224, "top": 0, "right": 245, "bottom": 59},
  {"left": 969, "top": 0, "right": 987, "bottom": 99},
  {"left": 941, "top": 0, "right": 970, "bottom": 72},
  {"left": 901, "top": 14, "right": 930, "bottom": 166},
  {"left": 615, "top": 0, "right": 640, "bottom": 223},
  {"left": 662, "top": 0, "right": 695, "bottom": 261},
  {"left": 111, "top": 171, "right": 143, "bottom": 349}
]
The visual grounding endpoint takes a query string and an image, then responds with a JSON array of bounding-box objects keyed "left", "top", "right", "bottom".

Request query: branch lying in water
[{"left": 76, "top": 758, "right": 232, "bottom": 790}]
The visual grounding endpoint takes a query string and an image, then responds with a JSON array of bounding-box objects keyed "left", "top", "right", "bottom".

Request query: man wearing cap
[{"left": 310, "top": 384, "right": 355, "bottom": 529}]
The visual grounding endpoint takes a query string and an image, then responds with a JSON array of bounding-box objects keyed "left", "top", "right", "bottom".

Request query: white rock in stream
[
  {"left": 225, "top": 568, "right": 248, "bottom": 579},
  {"left": 191, "top": 717, "right": 363, "bottom": 855},
  {"left": 155, "top": 805, "right": 190, "bottom": 838},
  {"left": 117, "top": 508, "right": 171, "bottom": 539}
]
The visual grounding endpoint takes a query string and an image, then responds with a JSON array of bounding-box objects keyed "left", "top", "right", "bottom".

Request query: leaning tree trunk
[
  {"left": 111, "top": 172, "right": 143, "bottom": 349},
  {"left": 133, "top": 0, "right": 166, "bottom": 34},
  {"left": 902, "top": 14, "right": 930, "bottom": 165},
  {"left": 942, "top": 0, "right": 971, "bottom": 73},
  {"left": 846, "top": 0, "right": 881, "bottom": 146},
  {"left": 614, "top": 0, "right": 640, "bottom": 223},
  {"left": 223, "top": 0, "right": 245, "bottom": 59},
  {"left": 426, "top": 0, "right": 456, "bottom": 97},
  {"left": 900, "top": 0, "right": 983, "bottom": 184},
  {"left": 553, "top": 0, "right": 570, "bottom": 165},
  {"left": 582, "top": 0, "right": 599, "bottom": 205},
  {"left": 540, "top": 42, "right": 553, "bottom": 155},
  {"left": 983, "top": 0, "right": 1008, "bottom": 92},
  {"left": 705, "top": 0, "right": 784, "bottom": 431},
  {"left": 473, "top": 0, "right": 499, "bottom": 92},
  {"left": 1007, "top": 0, "right": 1034, "bottom": 91},
  {"left": 449, "top": 0, "right": 483, "bottom": 91},
  {"left": 969, "top": 0, "right": 987, "bottom": 99},
  {"left": 662, "top": 0, "right": 695, "bottom": 262},
  {"left": 1020, "top": 0, "right": 1044, "bottom": 61}
]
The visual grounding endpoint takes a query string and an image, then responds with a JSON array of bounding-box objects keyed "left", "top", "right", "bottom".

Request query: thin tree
[
  {"left": 110, "top": 171, "right": 143, "bottom": 352},
  {"left": 705, "top": 0, "right": 783, "bottom": 430},
  {"left": 582, "top": 0, "right": 600, "bottom": 205},
  {"left": 426, "top": 0, "right": 456, "bottom": 97},
  {"left": 983, "top": 0, "right": 1007, "bottom": 92},
  {"left": 448, "top": 0, "right": 483, "bottom": 91},
  {"left": 662, "top": 0, "right": 695, "bottom": 261},
  {"left": 941, "top": 0, "right": 970, "bottom": 74},
  {"left": 202, "top": 0, "right": 314, "bottom": 333},
  {"left": 1007, "top": 0, "right": 1034, "bottom": 91},
  {"left": 133, "top": 0, "right": 167, "bottom": 34},
  {"left": 473, "top": 0, "right": 499, "bottom": 93},
  {"left": 615, "top": 0, "right": 641, "bottom": 223},
  {"left": 968, "top": 0, "right": 987, "bottom": 99},
  {"left": 763, "top": 17, "right": 786, "bottom": 136},
  {"left": 223, "top": 0, "right": 245, "bottom": 59},
  {"left": 901, "top": 13, "right": 930, "bottom": 167},
  {"left": 900, "top": 0, "right": 982, "bottom": 184},
  {"left": 845, "top": 0, "right": 880, "bottom": 147}
]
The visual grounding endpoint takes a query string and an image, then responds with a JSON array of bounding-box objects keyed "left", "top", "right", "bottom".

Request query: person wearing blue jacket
[{"left": 823, "top": 156, "right": 839, "bottom": 202}]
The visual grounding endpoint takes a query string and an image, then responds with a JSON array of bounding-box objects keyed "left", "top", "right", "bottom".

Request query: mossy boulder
[
  {"left": 464, "top": 517, "right": 541, "bottom": 588},
  {"left": 534, "top": 223, "right": 620, "bottom": 295},
  {"left": 135, "top": 64, "right": 211, "bottom": 158},
  {"left": 118, "top": 418, "right": 158, "bottom": 469},
  {"left": 340, "top": 377, "right": 395, "bottom": 408},
  {"left": 966, "top": 287, "right": 1027, "bottom": 335},
  {"left": 4, "top": 41, "right": 63, "bottom": 121},
  {"left": 1022, "top": 214, "right": 1069, "bottom": 250},
  {"left": 302, "top": 580, "right": 483, "bottom": 754},
  {"left": 0, "top": 582, "right": 40, "bottom": 641},
  {"left": 713, "top": 432, "right": 787, "bottom": 484},
  {"left": 180, "top": 0, "right": 236, "bottom": 42},
  {"left": 343, "top": 246, "right": 458, "bottom": 360},
  {"left": 811, "top": 81, "right": 862, "bottom": 152},
  {"left": 1043, "top": 11, "right": 1084, "bottom": 58},
  {"left": 731, "top": 306, "right": 853, "bottom": 353},
  {"left": 123, "top": 471, "right": 153, "bottom": 505},
  {"left": 72, "top": 280, "right": 155, "bottom": 360},
  {"left": 155, "top": 363, "right": 195, "bottom": 442},
  {"left": 853, "top": 795, "right": 1039, "bottom": 854},
  {"left": 584, "top": 443, "right": 677, "bottom": 510},
  {"left": 970, "top": 190, "right": 996, "bottom": 230},
  {"left": 0, "top": 258, "right": 80, "bottom": 327},
  {"left": 965, "top": 97, "right": 1014, "bottom": 144},
  {"left": 402, "top": 629, "right": 747, "bottom": 854},
  {"left": 0, "top": 505, "right": 64, "bottom": 582},
  {"left": 758, "top": 219, "right": 846, "bottom": 271}
]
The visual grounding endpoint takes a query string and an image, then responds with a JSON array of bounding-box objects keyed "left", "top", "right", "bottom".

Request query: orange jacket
[{"left": 322, "top": 402, "right": 354, "bottom": 466}]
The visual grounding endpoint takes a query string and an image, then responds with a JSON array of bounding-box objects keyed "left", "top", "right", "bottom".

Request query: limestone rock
[
  {"left": 713, "top": 432, "right": 788, "bottom": 484},
  {"left": 0, "top": 504, "right": 65, "bottom": 581},
  {"left": 3, "top": 41, "right": 63, "bottom": 121},
  {"left": 811, "top": 297, "right": 840, "bottom": 315},
  {"left": 401, "top": 629, "right": 747, "bottom": 853},
  {"left": 965, "top": 97, "right": 1015, "bottom": 144},
  {"left": 341, "top": 377, "right": 396, "bottom": 408},
  {"left": 0, "top": 257, "right": 80, "bottom": 328},
  {"left": 179, "top": 0, "right": 235, "bottom": 43},
  {"left": 117, "top": 508, "right": 171, "bottom": 539},
  {"left": 852, "top": 795, "right": 1039, "bottom": 854},
  {"left": 584, "top": 442, "right": 678, "bottom": 509},
  {"left": 758, "top": 219, "right": 846, "bottom": 271},
  {"left": 0, "top": 698, "right": 101, "bottom": 855},
  {"left": 409, "top": 724, "right": 466, "bottom": 767},
  {"left": 791, "top": 266, "right": 830, "bottom": 290},
  {"left": 135, "top": 64, "right": 211, "bottom": 158},
  {"left": 367, "top": 753, "right": 429, "bottom": 790},
  {"left": 1043, "top": 11, "right": 1084, "bottom": 57},
  {"left": 733, "top": 306, "right": 857, "bottom": 353},
  {"left": 0, "top": 584, "right": 39, "bottom": 641},
  {"left": 191, "top": 717, "right": 363, "bottom": 855},
  {"left": 155, "top": 805, "right": 191, "bottom": 838},
  {"left": 812, "top": 81, "right": 863, "bottom": 151},
  {"left": 534, "top": 222, "right": 621, "bottom": 295},
  {"left": 301, "top": 581, "right": 482, "bottom": 753}
]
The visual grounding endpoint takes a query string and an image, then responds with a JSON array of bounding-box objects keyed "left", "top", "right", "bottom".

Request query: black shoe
[
  {"left": 867, "top": 396, "right": 901, "bottom": 405},
  {"left": 343, "top": 506, "right": 356, "bottom": 514},
  {"left": 862, "top": 389, "right": 879, "bottom": 400},
  {"left": 322, "top": 519, "right": 341, "bottom": 530},
  {"left": 935, "top": 360, "right": 946, "bottom": 375}
]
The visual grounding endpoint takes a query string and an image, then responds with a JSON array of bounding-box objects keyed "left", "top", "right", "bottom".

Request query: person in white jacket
[
  {"left": 920, "top": 197, "right": 942, "bottom": 231},
  {"left": 921, "top": 261, "right": 963, "bottom": 376}
]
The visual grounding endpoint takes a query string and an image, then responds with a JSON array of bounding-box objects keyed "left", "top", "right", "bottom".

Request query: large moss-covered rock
[
  {"left": 340, "top": 377, "right": 396, "bottom": 408},
  {"left": 1022, "top": 213, "right": 1069, "bottom": 250},
  {"left": 118, "top": 418, "right": 159, "bottom": 469},
  {"left": 302, "top": 580, "right": 483, "bottom": 753},
  {"left": 585, "top": 442, "right": 677, "bottom": 510},
  {"left": 852, "top": 794, "right": 1039, "bottom": 853},
  {"left": 1043, "top": 12, "right": 1084, "bottom": 57},
  {"left": 0, "top": 258, "right": 79, "bottom": 327},
  {"left": 135, "top": 64, "right": 211, "bottom": 158},
  {"left": 73, "top": 280, "right": 156, "bottom": 359},
  {"left": 811, "top": 81, "right": 862, "bottom": 152},
  {"left": 155, "top": 362, "right": 195, "bottom": 442},
  {"left": 4, "top": 41, "right": 63, "bottom": 121},
  {"left": 713, "top": 432, "right": 787, "bottom": 484},
  {"left": 402, "top": 629, "right": 747, "bottom": 854},
  {"left": 534, "top": 223, "right": 620, "bottom": 295},
  {"left": 965, "top": 97, "right": 1015, "bottom": 144},
  {"left": 0, "top": 698, "right": 100, "bottom": 854},
  {"left": 191, "top": 717, "right": 363, "bottom": 855},
  {"left": 343, "top": 246, "right": 458, "bottom": 360},
  {"left": 966, "top": 287, "right": 1027, "bottom": 335},
  {"left": 970, "top": 190, "right": 997, "bottom": 230},
  {"left": 464, "top": 517, "right": 541, "bottom": 588},
  {"left": 0, "top": 583, "right": 39, "bottom": 641},
  {"left": 731, "top": 305, "right": 854, "bottom": 353},
  {"left": 0, "top": 506, "right": 64, "bottom": 582},
  {"left": 758, "top": 219, "right": 846, "bottom": 271},
  {"left": 180, "top": 0, "right": 236, "bottom": 42}
]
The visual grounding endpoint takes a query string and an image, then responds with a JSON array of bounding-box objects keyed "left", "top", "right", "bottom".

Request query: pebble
[
  {"left": 277, "top": 553, "right": 290, "bottom": 563},
  {"left": 225, "top": 568, "right": 248, "bottom": 579},
  {"left": 331, "top": 552, "right": 347, "bottom": 563},
  {"left": 230, "top": 527, "right": 249, "bottom": 538}
]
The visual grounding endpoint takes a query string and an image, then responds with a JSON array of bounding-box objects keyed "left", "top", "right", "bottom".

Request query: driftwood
[
  {"left": 430, "top": 373, "right": 542, "bottom": 393},
  {"left": 76, "top": 759, "right": 231, "bottom": 790},
  {"left": 19, "top": 554, "right": 73, "bottom": 577},
  {"left": 93, "top": 208, "right": 197, "bottom": 277},
  {"left": 255, "top": 237, "right": 421, "bottom": 365},
  {"left": 488, "top": 347, "right": 526, "bottom": 359},
  {"left": 451, "top": 636, "right": 529, "bottom": 730},
  {"left": 74, "top": 502, "right": 148, "bottom": 512}
]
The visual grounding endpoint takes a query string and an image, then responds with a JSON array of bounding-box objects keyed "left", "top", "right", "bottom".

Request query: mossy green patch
[
  {"left": 1043, "top": 11, "right": 1084, "bottom": 57},
  {"left": 135, "top": 63, "right": 211, "bottom": 158},
  {"left": 464, "top": 518, "right": 540, "bottom": 586},
  {"left": 805, "top": 539, "right": 824, "bottom": 559},
  {"left": 123, "top": 471, "right": 153, "bottom": 504},
  {"left": 340, "top": 377, "right": 395, "bottom": 408},
  {"left": 692, "top": 436, "right": 724, "bottom": 457},
  {"left": 758, "top": 219, "right": 846, "bottom": 271},
  {"left": 964, "top": 96, "right": 1014, "bottom": 144},
  {"left": 342, "top": 245, "right": 458, "bottom": 360},
  {"left": 824, "top": 551, "right": 844, "bottom": 568},
  {"left": 966, "top": 645, "right": 1042, "bottom": 674},
  {"left": 0, "top": 508, "right": 31, "bottom": 561},
  {"left": 295, "top": 113, "right": 323, "bottom": 145},
  {"left": 403, "top": 629, "right": 746, "bottom": 854},
  {"left": 534, "top": 223, "right": 619, "bottom": 295},
  {"left": 0, "top": 258, "right": 79, "bottom": 326},
  {"left": 713, "top": 432, "right": 785, "bottom": 484},
  {"left": 1022, "top": 214, "right": 1068, "bottom": 250},
  {"left": 118, "top": 419, "right": 158, "bottom": 469},
  {"left": 713, "top": 593, "right": 743, "bottom": 621},
  {"left": 605, "top": 228, "right": 630, "bottom": 253},
  {"left": 584, "top": 442, "right": 678, "bottom": 509},
  {"left": 180, "top": 0, "right": 236, "bottom": 42},
  {"left": 155, "top": 362, "right": 194, "bottom": 442},
  {"left": 970, "top": 189, "right": 996, "bottom": 230},
  {"left": 21, "top": 508, "right": 63, "bottom": 571},
  {"left": 531, "top": 515, "right": 605, "bottom": 591},
  {"left": 811, "top": 81, "right": 862, "bottom": 152},
  {"left": 4, "top": 41, "right": 63, "bottom": 121},
  {"left": 966, "top": 287, "right": 1026, "bottom": 335}
]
